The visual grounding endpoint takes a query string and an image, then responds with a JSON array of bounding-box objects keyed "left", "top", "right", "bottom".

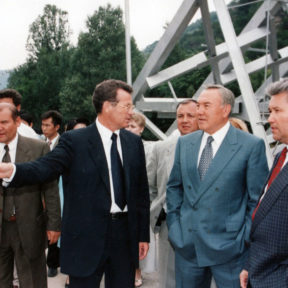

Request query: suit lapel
[
  {"left": 87, "top": 124, "right": 110, "bottom": 195},
  {"left": 186, "top": 133, "right": 202, "bottom": 191},
  {"left": 252, "top": 157, "right": 288, "bottom": 233},
  {"left": 193, "top": 126, "right": 240, "bottom": 205}
]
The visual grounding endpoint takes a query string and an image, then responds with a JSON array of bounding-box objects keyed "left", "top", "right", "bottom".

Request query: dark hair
[
  {"left": 176, "top": 99, "right": 197, "bottom": 111},
  {"left": 0, "top": 103, "right": 19, "bottom": 121},
  {"left": 19, "top": 110, "right": 33, "bottom": 126},
  {"left": 92, "top": 79, "right": 133, "bottom": 113},
  {"left": 41, "top": 110, "right": 62, "bottom": 126},
  {"left": 66, "top": 117, "right": 90, "bottom": 131},
  {"left": 0, "top": 89, "right": 22, "bottom": 107}
]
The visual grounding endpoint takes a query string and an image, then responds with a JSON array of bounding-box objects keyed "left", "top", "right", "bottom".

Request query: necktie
[
  {"left": 198, "top": 136, "right": 214, "bottom": 180},
  {"left": 110, "top": 133, "right": 126, "bottom": 210},
  {"left": 252, "top": 147, "right": 287, "bottom": 221},
  {"left": 2, "top": 145, "right": 15, "bottom": 220},
  {"left": 2, "top": 145, "right": 11, "bottom": 163}
]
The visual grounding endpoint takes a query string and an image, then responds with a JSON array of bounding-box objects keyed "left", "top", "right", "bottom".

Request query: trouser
[{"left": 0, "top": 221, "right": 47, "bottom": 288}]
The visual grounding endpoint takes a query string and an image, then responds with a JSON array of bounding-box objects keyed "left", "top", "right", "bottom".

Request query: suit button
[
  {"left": 188, "top": 229, "right": 192, "bottom": 232},
  {"left": 188, "top": 185, "right": 192, "bottom": 189},
  {"left": 215, "top": 188, "right": 219, "bottom": 191},
  {"left": 192, "top": 206, "right": 198, "bottom": 211}
]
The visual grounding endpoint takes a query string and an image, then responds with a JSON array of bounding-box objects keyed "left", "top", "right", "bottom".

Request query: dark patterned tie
[
  {"left": 198, "top": 136, "right": 214, "bottom": 180},
  {"left": 110, "top": 133, "right": 126, "bottom": 210},
  {"left": 2, "top": 145, "right": 15, "bottom": 220}
]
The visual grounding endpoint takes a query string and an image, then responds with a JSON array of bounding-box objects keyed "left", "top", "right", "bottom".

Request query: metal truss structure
[{"left": 132, "top": 0, "right": 288, "bottom": 166}]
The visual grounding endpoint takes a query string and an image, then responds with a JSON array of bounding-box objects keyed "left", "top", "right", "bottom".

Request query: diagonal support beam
[
  {"left": 132, "top": 0, "right": 199, "bottom": 101},
  {"left": 213, "top": 0, "right": 272, "bottom": 166}
]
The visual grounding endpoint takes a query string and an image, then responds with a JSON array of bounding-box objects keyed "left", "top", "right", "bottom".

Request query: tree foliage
[{"left": 26, "top": 4, "right": 71, "bottom": 60}]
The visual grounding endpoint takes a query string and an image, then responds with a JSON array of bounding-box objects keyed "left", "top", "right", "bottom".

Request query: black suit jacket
[
  {"left": 12, "top": 124, "right": 150, "bottom": 277},
  {"left": 246, "top": 149, "right": 288, "bottom": 287}
]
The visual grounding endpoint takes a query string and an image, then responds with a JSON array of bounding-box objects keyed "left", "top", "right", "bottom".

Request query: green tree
[
  {"left": 26, "top": 4, "right": 71, "bottom": 60},
  {"left": 59, "top": 4, "right": 144, "bottom": 120},
  {"left": 8, "top": 5, "right": 72, "bottom": 127}
]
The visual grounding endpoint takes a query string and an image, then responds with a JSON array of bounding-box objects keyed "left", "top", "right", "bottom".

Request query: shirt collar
[
  {"left": 96, "top": 118, "right": 120, "bottom": 142},
  {"left": 202, "top": 121, "right": 230, "bottom": 145},
  {"left": 0, "top": 133, "right": 18, "bottom": 152}
]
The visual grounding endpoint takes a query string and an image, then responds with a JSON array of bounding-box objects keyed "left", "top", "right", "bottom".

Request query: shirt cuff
[{"left": 2, "top": 164, "right": 16, "bottom": 187}]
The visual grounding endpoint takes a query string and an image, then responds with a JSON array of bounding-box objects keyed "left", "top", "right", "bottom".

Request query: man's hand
[
  {"left": 139, "top": 242, "right": 149, "bottom": 260},
  {"left": 0, "top": 163, "right": 14, "bottom": 179},
  {"left": 47, "top": 231, "right": 61, "bottom": 244},
  {"left": 240, "top": 269, "right": 249, "bottom": 288}
]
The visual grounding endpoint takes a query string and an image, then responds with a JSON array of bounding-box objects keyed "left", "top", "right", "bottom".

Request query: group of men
[{"left": 0, "top": 78, "right": 287, "bottom": 288}]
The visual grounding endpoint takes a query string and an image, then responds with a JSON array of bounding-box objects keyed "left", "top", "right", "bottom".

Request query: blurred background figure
[
  {"left": 65, "top": 117, "right": 90, "bottom": 131},
  {"left": 229, "top": 117, "right": 249, "bottom": 132},
  {"left": 126, "top": 112, "right": 157, "bottom": 288}
]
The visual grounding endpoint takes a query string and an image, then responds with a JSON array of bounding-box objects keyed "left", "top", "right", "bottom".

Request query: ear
[
  {"left": 102, "top": 101, "right": 112, "bottom": 113},
  {"left": 223, "top": 104, "right": 231, "bottom": 118},
  {"left": 55, "top": 124, "right": 60, "bottom": 132},
  {"left": 15, "top": 116, "right": 21, "bottom": 127}
]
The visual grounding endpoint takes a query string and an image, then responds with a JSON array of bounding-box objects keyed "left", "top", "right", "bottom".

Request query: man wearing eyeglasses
[{"left": 0, "top": 79, "right": 150, "bottom": 288}]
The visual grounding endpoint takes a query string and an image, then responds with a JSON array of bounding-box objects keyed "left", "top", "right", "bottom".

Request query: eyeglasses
[{"left": 112, "top": 102, "right": 135, "bottom": 111}]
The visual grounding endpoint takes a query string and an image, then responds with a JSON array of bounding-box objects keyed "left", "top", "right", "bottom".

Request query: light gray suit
[{"left": 147, "top": 135, "right": 179, "bottom": 288}]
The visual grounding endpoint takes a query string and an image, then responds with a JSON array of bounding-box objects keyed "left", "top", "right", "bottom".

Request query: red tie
[{"left": 252, "top": 147, "right": 287, "bottom": 221}]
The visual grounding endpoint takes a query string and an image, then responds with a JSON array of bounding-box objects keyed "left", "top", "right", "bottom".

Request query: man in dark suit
[
  {"left": 0, "top": 103, "right": 61, "bottom": 288},
  {"left": 0, "top": 79, "right": 150, "bottom": 288},
  {"left": 41, "top": 109, "right": 63, "bottom": 277},
  {"left": 166, "top": 84, "right": 268, "bottom": 288},
  {"left": 240, "top": 78, "right": 288, "bottom": 288}
]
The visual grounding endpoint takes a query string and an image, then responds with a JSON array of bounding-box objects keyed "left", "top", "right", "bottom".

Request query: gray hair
[
  {"left": 266, "top": 78, "right": 288, "bottom": 98},
  {"left": 204, "top": 84, "right": 235, "bottom": 114}
]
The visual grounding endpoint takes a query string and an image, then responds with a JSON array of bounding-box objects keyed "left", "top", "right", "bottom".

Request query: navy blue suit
[
  {"left": 246, "top": 148, "right": 288, "bottom": 287},
  {"left": 11, "top": 124, "right": 150, "bottom": 280}
]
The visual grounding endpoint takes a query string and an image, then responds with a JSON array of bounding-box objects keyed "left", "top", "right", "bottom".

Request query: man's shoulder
[
  {"left": 232, "top": 126, "right": 263, "bottom": 144},
  {"left": 18, "top": 134, "right": 46, "bottom": 147}
]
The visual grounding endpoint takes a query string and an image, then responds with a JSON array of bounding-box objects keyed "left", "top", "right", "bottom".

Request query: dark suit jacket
[
  {"left": 246, "top": 148, "right": 288, "bottom": 287},
  {"left": 0, "top": 135, "right": 61, "bottom": 260},
  {"left": 12, "top": 124, "right": 150, "bottom": 277}
]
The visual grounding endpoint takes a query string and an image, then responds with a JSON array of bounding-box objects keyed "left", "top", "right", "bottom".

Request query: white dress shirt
[
  {"left": 197, "top": 121, "right": 230, "bottom": 166},
  {"left": 47, "top": 134, "right": 60, "bottom": 151},
  {"left": 96, "top": 118, "right": 127, "bottom": 213},
  {"left": 0, "top": 134, "right": 18, "bottom": 163},
  {"left": 18, "top": 122, "right": 39, "bottom": 140}
]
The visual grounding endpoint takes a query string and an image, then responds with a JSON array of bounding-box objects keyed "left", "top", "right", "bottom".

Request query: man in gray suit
[
  {"left": 0, "top": 103, "right": 61, "bottom": 288},
  {"left": 167, "top": 85, "right": 268, "bottom": 288},
  {"left": 147, "top": 99, "right": 199, "bottom": 288}
]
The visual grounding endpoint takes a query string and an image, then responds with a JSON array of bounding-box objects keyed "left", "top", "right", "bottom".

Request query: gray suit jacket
[
  {"left": 147, "top": 135, "right": 179, "bottom": 230},
  {"left": 0, "top": 135, "right": 61, "bottom": 259},
  {"left": 167, "top": 126, "right": 269, "bottom": 267}
]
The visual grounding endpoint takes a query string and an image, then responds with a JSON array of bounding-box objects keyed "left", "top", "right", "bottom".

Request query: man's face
[
  {"left": 105, "top": 88, "right": 134, "bottom": 131},
  {"left": 41, "top": 117, "right": 59, "bottom": 140},
  {"left": 176, "top": 102, "right": 198, "bottom": 135},
  {"left": 0, "top": 108, "right": 20, "bottom": 144},
  {"left": 197, "top": 89, "right": 230, "bottom": 135},
  {"left": 268, "top": 92, "right": 288, "bottom": 144}
]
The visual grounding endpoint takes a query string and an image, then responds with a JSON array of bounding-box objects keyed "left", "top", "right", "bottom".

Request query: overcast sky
[{"left": 0, "top": 0, "right": 230, "bottom": 70}]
